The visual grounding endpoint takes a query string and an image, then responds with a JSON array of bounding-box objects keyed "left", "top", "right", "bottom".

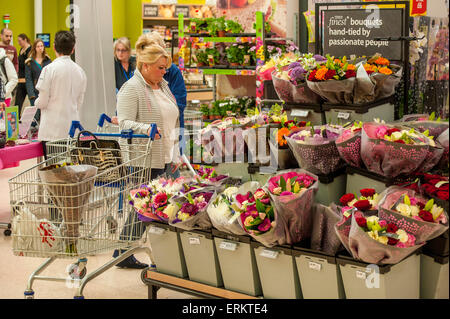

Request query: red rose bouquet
[
  {"left": 335, "top": 210, "right": 424, "bottom": 264},
  {"left": 338, "top": 188, "right": 380, "bottom": 219},
  {"left": 377, "top": 186, "right": 449, "bottom": 243}
]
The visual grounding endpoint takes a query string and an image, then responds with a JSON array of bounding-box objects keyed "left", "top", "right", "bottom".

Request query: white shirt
[
  {"left": 35, "top": 55, "right": 87, "bottom": 141},
  {"left": 152, "top": 88, "right": 179, "bottom": 163},
  {"left": 0, "top": 48, "right": 18, "bottom": 100}
]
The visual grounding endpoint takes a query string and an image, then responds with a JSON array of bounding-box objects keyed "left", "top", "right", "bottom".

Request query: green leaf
[
  {"left": 256, "top": 199, "right": 265, "bottom": 213},
  {"left": 249, "top": 217, "right": 263, "bottom": 226},
  {"left": 266, "top": 207, "right": 274, "bottom": 220},
  {"left": 423, "top": 129, "right": 430, "bottom": 137},
  {"left": 293, "top": 183, "right": 300, "bottom": 193},
  {"left": 429, "top": 112, "right": 436, "bottom": 121},
  {"left": 280, "top": 176, "right": 287, "bottom": 191},
  {"left": 424, "top": 199, "right": 434, "bottom": 211}
]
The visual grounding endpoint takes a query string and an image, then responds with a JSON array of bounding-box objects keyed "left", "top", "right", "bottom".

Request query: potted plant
[
  {"left": 205, "top": 47, "right": 220, "bottom": 67},
  {"left": 225, "top": 19, "right": 244, "bottom": 34},
  {"left": 206, "top": 17, "right": 226, "bottom": 37},
  {"left": 226, "top": 44, "right": 245, "bottom": 66},
  {"left": 200, "top": 103, "right": 210, "bottom": 121},
  {"left": 195, "top": 49, "right": 209, "bottom": 67},
  {"left": 190, "top": 18, "right": 207, "bottom": 33}
]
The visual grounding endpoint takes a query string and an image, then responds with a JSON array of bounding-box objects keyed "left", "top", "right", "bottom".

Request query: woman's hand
[
  {"left": 147, "top": 126, "right": 161, "bottom": 140},
  {"left": 111, "top": 116, "right": 119, "bottom": 125}
]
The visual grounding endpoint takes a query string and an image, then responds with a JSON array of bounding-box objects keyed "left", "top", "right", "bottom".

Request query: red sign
[{"left": 411, "top": 0, "right": 427, "bottom": 16}]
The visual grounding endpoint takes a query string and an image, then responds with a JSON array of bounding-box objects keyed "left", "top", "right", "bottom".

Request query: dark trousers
[{"left": 15, "top": 83, "right": 27, "bottom": 116}]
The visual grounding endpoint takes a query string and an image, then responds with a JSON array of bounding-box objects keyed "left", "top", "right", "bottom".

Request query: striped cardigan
[{"left": 117, "top": 68, "right": 179, "bottom": 169}]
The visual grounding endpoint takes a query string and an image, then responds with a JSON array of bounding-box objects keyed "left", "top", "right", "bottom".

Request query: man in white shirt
[
  {"left": 35, "top": 31, "right": 87, "bottom": 145},
  {"left": 0, "top": 47, "right": 18, "bottom": 107}
]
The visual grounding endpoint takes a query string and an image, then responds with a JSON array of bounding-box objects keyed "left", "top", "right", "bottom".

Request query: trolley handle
[
  {"left": 69, "top": 121, "right": 85, "bottom": 138},
  {"left": 97, "top": 113, "right": 112, "bottom": 128},
  {"left": 69, "top": 120, "right": 158, "bottom": 140}
]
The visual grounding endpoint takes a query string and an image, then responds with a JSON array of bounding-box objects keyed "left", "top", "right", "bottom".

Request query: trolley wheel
[
  {"left": 4, "top": 229, "right": 11, "bottom": 236},
  {"left": 68, "top": 263, "right": 87, "bottom": 280},
  {"left": 24, "top": 291, "right": 34, "bottom": 299},
  {"left": 74, "top": 296, "right": 84, "bottom": 299}
]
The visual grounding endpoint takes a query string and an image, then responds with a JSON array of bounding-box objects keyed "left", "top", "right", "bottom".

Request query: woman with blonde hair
[
  {"left": 114, "top": 37, "right": 136, "bottom": 92},
  {"left": 112, "top": 33, "right": 181, "bottom": 269}
]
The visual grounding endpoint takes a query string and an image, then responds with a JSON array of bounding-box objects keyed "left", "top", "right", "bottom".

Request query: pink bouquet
[
  {"left": 266, "top": 169, "right": 319, "bottom": 244},
  {"left": 336, "top": 121, "right": 363, "bottom": 168},
  {"left": 335, "top": 211, "right": 424, "bottom": 264},
  {"left": 286, "top": 125, "right": 345, "bottom": 175},
  {"left": 400, "top": 112, "right": 449, "bottom": 138},
  {"left": 377, "top": 186, "right": 449, "bottom": 243},
  {"left": 169, "top": 190, "right": 215, "bottom": 231},
  {"left": 361, "top": 123, "right": 441, "bottom": 177}
]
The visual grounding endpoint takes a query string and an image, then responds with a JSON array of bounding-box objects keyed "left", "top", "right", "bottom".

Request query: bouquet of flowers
[
  {"left": 377, "top": 186, "right": 449, "bottom": 243},
  {"left": 356, "top": 54, "right": 403, "bottom": 103},
  {"left": 400, "top": 112, "right": 449, "bottom": 138},
  {"left": 257, "top": 52, "right": 300, "bottom": 82},
  {"left": 306, "top": 55, "right": 359, "bottom": 104},
  {"left": 361, "top": 122, "right": 442, "bottom": 177},
  {"left": 286, "top": 125, "right": 344, "bottom": 175},
  {"left": 336, "top": 121, "right": 363, "bottom": 168},
  {"left": 271, "top": 53, "right": 325, "bottom": 104},
  {"left": 335, "top": 211, "right": 424, "bottom": 264},
  {"left": 194, "top": 166, "right": 229, "bottom": 187},
  {"left": 437, "top": 128, "right": 449, "bottom": 170},
  {"left": 169, "top": 190, "right": 215, "bottom": 231},
  {"left": 266, "top": 169, "right": 319, "bottom": 244},
  {"left": 339, "top": 188, "right": 380, "bottom": 217},
  {"left": 235, "top": 186, "right": 283, "bottom": 247},
  {"left": 206, "top": 182, "right": 261, "bottom": 235},
  {"left": 38, "top": 163, "right": 97, "bottom": 255}
]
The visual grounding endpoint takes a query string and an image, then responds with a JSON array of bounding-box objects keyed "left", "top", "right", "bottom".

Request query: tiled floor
[{"left": 0, "top": 159, "right": 195, "bottom": 299}]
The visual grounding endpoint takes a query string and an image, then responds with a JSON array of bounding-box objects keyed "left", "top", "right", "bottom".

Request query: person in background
[
  {"left": 143, "top": 32, "right": 187, "bottom": 154},
  {"left": 0, "top": 77, "right": 5, "bottom": 109},
  {"left": 16, "top": 33, "right": 32, "bottom": 115},
  {"left": 114, "top": 37, "right": 136, "bottom": 92},
  {"left": 34, "top": 31, "right": 86, "bottom": 150},
  {"left": 25, "top": 38, "right": 52, "bottom": 126},
  {"left": 0, "top": 28, "right": 19, "bottom": 72},
  {"left": 0, "top": 47, "right": 18, "bottom": 107},
  {"left": 113, "top": 33, "right": 181, "bottom": 269}
]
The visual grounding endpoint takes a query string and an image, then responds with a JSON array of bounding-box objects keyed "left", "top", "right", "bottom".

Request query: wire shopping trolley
[
  {"left": 8, "top": 121, "right": 159, "bottom": 299},
  {"left": 97, "top": 113, "right": 120, "bottom": 134}
]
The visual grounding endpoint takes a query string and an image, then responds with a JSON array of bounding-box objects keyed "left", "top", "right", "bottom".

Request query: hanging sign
[
  {"left": 410, "top": 0, "right": 427, "bottom": 16},
  {"left": 143, "top": 4, "right": 159, "bottom": 17},
  {"left": 322, "top": 8, "right": 403, "bottom": 60},
  {"left": 175, "top": 5, "right": 190, "bottom": 18}
]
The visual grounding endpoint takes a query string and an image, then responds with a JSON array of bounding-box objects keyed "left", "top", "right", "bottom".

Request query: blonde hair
[
  {"left": 113, "top": 37, "right": 131, "bottom": 58},
  {"left": 135, "top": 33, "right": 171, "bottom": 71}
]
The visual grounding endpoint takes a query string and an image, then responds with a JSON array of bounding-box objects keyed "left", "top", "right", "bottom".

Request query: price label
[
  {"left": 356, "top": 270, "right": 367, "bottom": 279},
  {"left": 149, "top": 226, "right": 165, "bottom": 236},
  {"left": 219, "top": 241, "right": 237, "bottom": 251},
  {"left": 308, "top": 261, "right": 322, "bottom": 271},
  {"left": 189, "top": 237, "right": 201, "bottom": 245},
  {"left": 260, "top": 249, "right": 279, "bottom": 259},
  {"left": 291, "top": 109, "right": 309, "bottom": 117},
  {"left": 337, "top": 112, "right": 351, "bottom": 120}
]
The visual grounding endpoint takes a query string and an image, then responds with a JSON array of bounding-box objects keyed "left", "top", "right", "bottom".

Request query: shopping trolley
[{"left": 8, "top": 121, "right": 159, "bottom": 299}]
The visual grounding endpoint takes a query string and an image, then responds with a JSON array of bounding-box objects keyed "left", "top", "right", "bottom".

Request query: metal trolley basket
[{"left": 8, "top": 121, "right": 159, "bottom": 299}]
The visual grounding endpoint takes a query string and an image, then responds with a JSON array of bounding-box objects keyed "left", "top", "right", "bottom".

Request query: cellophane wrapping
[
  {"left": 272, "top": 71, "right": 322, "bottom": 104},
  {"left": 334, "top": 210, "right": 424, "bottom": 264},
  {"left": 336, "top": 130, "right": 363, "bottom": 168},
  {"left": 265, "top": 169, "right": 319, "bottom": 244},
  {"left": 377, "top": 186, "right": 449, "bottom": 243},
  {"left": 361, "top": 123, "right": 430, "bottom": 177},
  {"left": 310, "top": 203, "right": 344, "bottom": 255}
]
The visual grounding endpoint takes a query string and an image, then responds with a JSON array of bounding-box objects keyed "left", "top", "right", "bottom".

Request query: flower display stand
[
  {"left": 424, "top": 229, "right": 449, "bottom": 256},
  {"left": 315, "top": 167, "right": 347, "bottom": 206},
  {"left": 251, "top": 241, "right": 302, "bottom": 299},
  {"left": 420, "top": 252, "right": 449, "bottom": 299},
  {"left": 322, "top": 97, "right": 395, "bottom": 125},
  {"left": 336, "top": 251, "right": 421, "bottom": 299},
  {"left": 212, "top": 229, "right": 262, "bottom": 296},
  {"left": 292, "top": 246, "right": 345, "bottom": 299},
  {"left": 146, "top": 221, "right": 188, "bottom": 278},
  {"left": 345, "top": 166, "right": 411, "bottom": 196},
  {"left": 247, "top": 164, "right": 275, "bottom": 185},
  {"left": 179, "top": 229, "right": 223, "bottom": 287},
  {"left": 284, "top": 103, "right": 325, "bottom": 126}
]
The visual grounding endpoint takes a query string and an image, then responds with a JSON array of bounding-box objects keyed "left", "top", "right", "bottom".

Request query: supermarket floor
[{"left": 0, "top": 159, "right": 195, "bottom": 299}]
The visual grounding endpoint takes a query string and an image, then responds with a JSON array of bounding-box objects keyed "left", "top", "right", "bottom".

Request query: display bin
[
  {"left": 146, "top": 220, "right": 188, "bottom": 278},
  {"left": 284, "top": 102, "right": 325, "bottom": 126},
  {"left": 424, "top": 229, "right": 449, "bottom": 256},
  {"left": 292, "top": 245, "right": 345, "bottom": 299},
  {"left": 420, "top": 252, "right": 449, "bottom": 299},
  {"left": 215, "top": 162, "right": 251, "bottom": 183},
  {"left": 323, "top": 97, "right": 395, "bottom": 124},
  {"left": 178, "top": 228, "right": 223, "bottom": 287},
  {"left": 336, "top": 251, "right": 421, "bottom": 299},
  {"left": 212, "top": 229, "right": 263, "bottom": 296},
  {"left": 263, "top": 80, "right": 278, "bottom": 100},
  {"left": 251, "top": 241, "right": 302, "bottom": 299},
  {"left": 315, "top": 167, "right": 348, "bottom": 206},
  {"left": 345, "top": 166, "right": 411, "bottom": 195},
  {"left": 248, "top": 164, "right": 275, "bottom": 185}
]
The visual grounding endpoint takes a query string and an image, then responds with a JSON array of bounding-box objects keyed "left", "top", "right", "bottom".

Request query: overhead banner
[
  {"left": 410, "top": 0, "right": 427, "bottom": 16},
  {"left": 322, "top": 8, "right": 403, "bottom": 60}
]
